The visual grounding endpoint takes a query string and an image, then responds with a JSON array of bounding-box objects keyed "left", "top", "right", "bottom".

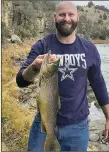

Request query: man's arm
[
  {"left": 102, "top": 104, "right": 109, "bottom": 120},
  {"left": 88, "top": 44, "right": 109, "bottom": 139},
  {"left": 88, "top": 44, "right": 109, "bottom": 106},
  {"left": 16, "top": 40, "right": 44, "bottom": 88}
]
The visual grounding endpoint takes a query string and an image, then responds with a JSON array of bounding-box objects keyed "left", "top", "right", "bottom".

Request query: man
[{"left": 16, "top": 1, "right": 109, "bottom": 151}]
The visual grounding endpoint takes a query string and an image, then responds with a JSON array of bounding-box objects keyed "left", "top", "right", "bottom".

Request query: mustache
[
  {"left": 55, "top": 20, "right": 78, "bottom": 37},
  {"left": 56, "top": 20, "right": 75, "bottom": 25}
]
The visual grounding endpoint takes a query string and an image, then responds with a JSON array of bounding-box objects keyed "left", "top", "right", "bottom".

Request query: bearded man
[{"left": 16, "top": 1, "right": 109, "bottom": 151}]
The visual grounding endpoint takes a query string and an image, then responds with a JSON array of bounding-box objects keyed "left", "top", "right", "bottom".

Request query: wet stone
[{"left": 89, "top": 133, "right": 99, "bottom": 142}]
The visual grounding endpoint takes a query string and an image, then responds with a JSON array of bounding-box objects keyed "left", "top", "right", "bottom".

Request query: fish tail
[{"left": 44, "top": 135, "right": 61, "bottom": 152}]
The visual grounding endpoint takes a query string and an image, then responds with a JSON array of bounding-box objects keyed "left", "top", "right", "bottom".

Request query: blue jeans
[{"left": 28, "top": 113, "right": 89, "bottom": 151}]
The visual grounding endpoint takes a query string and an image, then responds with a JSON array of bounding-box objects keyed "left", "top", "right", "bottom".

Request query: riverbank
[
  {"left": 92, "top": 40, "right": 109, "bottom": 44},
  {"left": 88, "top": 120, "right": 109, "bottom": 151}
]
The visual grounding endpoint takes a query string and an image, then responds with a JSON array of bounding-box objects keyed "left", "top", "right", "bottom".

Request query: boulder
[
  {"left": 11, "top": 34, "right": 23, "bottom": 45},
  {"left": 89, "top": 133, "right": 99, "bottom": 142}
]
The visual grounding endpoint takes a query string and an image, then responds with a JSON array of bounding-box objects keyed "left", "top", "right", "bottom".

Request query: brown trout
[{"left": 37, "top": 50, "right": 61, "bottom": 151}]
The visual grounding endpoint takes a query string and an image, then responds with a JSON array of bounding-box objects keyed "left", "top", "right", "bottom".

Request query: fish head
[{"left": 40, "top": 50, "right": 60, "bottom": 77}]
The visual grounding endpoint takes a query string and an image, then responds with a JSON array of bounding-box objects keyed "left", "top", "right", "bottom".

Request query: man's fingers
[
  {"left": 37, "top": 54, "right": 45, "bottom": 59},
  {"left": 104, "top": 129, "right": 109, "bottom": 139},
  {"left": 37, "top": 54, "right": 56, "bottom": 62},
  {"left": 49, "top": 55, "right": 56, "bottom": 62}
]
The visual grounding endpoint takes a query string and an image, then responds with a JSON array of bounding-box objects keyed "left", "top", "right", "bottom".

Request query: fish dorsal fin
[
  {"left": 39, "top": 73, "right": 44, "bottom": 87},
  {"left": 41, "top": 50, "right": 51, "bottom": 68}
]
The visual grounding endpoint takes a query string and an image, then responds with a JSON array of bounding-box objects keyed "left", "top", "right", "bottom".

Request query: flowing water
[
  {"left": 96, "top": 44, "right": 109, "bottom": 92},
  {"left": 89, "top": 44, "right": 109, "bottom": 120}
]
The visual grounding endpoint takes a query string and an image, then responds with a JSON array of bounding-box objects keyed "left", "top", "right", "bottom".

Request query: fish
[{"left": 37, "top": 50, "right": 61, "bottom": 152}]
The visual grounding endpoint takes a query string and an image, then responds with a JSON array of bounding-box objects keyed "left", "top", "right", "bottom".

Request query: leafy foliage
[
  {"left": 88, "top": 1, "right": 94, "bottom": 8},
  {"left": 103, "top": 13, "right": 107, "bottom": 20},
  {"left": 2, "top": 1, "right": 109, "bottom": 40},
  {"left": 95, "top": 5, "right": 109, "bottom": 13}
]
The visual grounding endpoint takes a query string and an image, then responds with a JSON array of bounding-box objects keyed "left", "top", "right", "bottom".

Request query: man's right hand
[
  {"left": 22, "top": 53, "right": 56, "bottom": 82},
  {"left": 22, "top": 54, "right": 45, "bottom": 82},
  {"left": 32, "top": 54, "right": 56, "bottom": 70},
  {"left": 32, "top": 54, "right": 45, "bottom": 70}
]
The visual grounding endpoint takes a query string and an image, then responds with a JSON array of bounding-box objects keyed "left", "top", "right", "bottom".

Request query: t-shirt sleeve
[
  {"left": 16, "top": 40, "right": 44, "bottom": 88},
  {"left": 88, "top": 44, "right": 109, "bottom": 106}
]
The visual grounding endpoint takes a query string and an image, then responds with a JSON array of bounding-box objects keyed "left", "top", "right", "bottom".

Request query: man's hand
[
  {"left": 101, "top": 104, "right": 109, "bottom": 140},
  {"left": 22, "top": 53, "right": 56, "bottom": 82},
  {"left": 104, "top": 119, "right": 109, "bottom": 140},
  {"left": 32, "top": 54, "right": 56, "bottom": 69}
]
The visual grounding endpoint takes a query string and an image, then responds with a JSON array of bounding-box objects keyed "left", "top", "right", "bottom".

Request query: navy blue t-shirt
[{"left": 16, "top": 34, "right": 109, "bottom": 125}]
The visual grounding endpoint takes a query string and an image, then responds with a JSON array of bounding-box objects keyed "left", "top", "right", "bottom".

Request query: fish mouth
[
  {"left": 48, "top": 58, "right": 60, "bottom": 64},
  {"left": 47, "top": 50, "right": 60, "bottom": 65}
]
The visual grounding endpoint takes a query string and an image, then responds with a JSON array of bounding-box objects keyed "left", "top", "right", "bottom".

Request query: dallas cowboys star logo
[{"left": 58, "top": 63, "right": 78, "bottom": 81}]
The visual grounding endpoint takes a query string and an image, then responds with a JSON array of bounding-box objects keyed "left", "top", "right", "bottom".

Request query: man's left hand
[{"left": 104, "top": 119, "right": 109, "bottom": 140}]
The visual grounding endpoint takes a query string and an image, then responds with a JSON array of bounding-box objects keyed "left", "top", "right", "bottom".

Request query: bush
[
  {"left": 97, "top": 19, "right": 103, "bottom": 25},
  {"left": 2, "top": 21, "right": 10, "bottom": 38},
  {"left": 88, "top": 1, "right": 94, "bottom": 8},
  {"left": 1, "top": 21, "right": 10, "bottom": 44},
  {"left": 99, "top": 14, "right": 102, "bottom": 19},
  {"left": 95, "top": 5, "right": 109, "bottom": 12},
  {"left": 14, "top": 26, "right": 33, "bottom": 38},
  {"left": 103, "top": 13, "right": 107, "bottom": 20}
]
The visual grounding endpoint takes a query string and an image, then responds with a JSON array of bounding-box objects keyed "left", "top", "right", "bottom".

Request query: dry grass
[{"left": 2, "top": 42, "right": 36, "bottom": 150}]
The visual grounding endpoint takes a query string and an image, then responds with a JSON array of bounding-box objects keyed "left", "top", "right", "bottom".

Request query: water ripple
[{"left": 96, "top": 44, "right": 109, "bottom": 92}]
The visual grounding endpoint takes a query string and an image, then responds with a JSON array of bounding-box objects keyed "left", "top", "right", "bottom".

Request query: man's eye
[
  {"left": 69, "top": 14, "right": 74, "bottom": 16},
  {"left": 59, "top": 14, "right": 65, "bottom": 17}
]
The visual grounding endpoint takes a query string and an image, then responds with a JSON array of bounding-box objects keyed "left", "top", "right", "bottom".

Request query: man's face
[{"left": 54, "top": 3, "right": 79, "bottom": 37}]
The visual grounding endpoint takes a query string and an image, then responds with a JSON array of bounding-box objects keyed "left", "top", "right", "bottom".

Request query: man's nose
[{"left": 63, "top": 14, "right": 70, "bottom": 21}]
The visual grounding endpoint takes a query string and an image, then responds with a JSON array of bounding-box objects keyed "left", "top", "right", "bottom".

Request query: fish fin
[
  {"left": 39, "top": 73, "right": 44, "bottom": 87},
  {"left": 38, "top": 75, "right": 42, "bottom": 87},
  {"left": 44, "top": 135, "right": 61, "bottom": 152},
  {"left": 39, "top": 77, "right": 41, "bottom": 87},
  {"left": 58, "top": 96, "right": 61, "bottom": 110},
  {"left": 36, "top": 92, "right": 40, "bottom": 112},
  {"left": 41, "top": 120, "right": 46, "bottom": 133},
  {"left": 41, "top": 51, "right": 51, "bottom": 68},
  {"left": 36, "top": 101, "right": 40, "bottom": 112}
]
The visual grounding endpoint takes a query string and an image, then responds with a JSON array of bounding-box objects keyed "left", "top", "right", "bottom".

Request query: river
[
  {"left": 96, "top": 44, "right": 109, "bottom": 92},
  {"left": 89, "top": 44, "right": 109, "bottom": 121}
]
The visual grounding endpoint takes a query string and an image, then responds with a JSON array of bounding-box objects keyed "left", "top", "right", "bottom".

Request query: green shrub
[
  {"left": 103, "top": 13, "right": 107, "bottom": 20},
  {"left": 2, "top": 21, "right": 10, "bottom": 38}
]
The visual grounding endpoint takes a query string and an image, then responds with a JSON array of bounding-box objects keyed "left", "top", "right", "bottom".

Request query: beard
[{"left": 55, "top": 20, "right": 78, "bottom": 37}]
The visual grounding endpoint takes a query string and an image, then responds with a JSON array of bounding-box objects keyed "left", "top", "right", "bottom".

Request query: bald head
[
  {"left": 54, "top": 1, "right": 79, "bottom": 37},
  {"left": 55, "top": 1, "right": 77, "bottom": 14}
]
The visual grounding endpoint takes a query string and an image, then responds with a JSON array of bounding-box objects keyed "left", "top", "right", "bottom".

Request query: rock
[
  {"left": 89, "top": 120, "right": 105, "bottom": 132},
  {"left": 94, "top": 101, "right": 101, "bottom": 109},
  {"left": 98, "top": 130, "right": 109, "bottom": 145},
  {"left": 12, "top": 55, "right": 26, "bottom": 67},
  {"left": 102, "top": 139, "right": 107, "bottom": 144},
  {"left": 88, "top": 102, "right": 91, "bottom": 108},
  {"left": 88, "top": 144, "right": 98, "bottom": 151},
  {"left": 87, "top": 147, "right": 92, "bottom": 151},
  {"left": 89, "top": 133, "right": 99, "bottom": 142},
  {"left": 98, "top": 143, "right": 109, "bottom": 151},
  {"left": 11, "top": 34, "right": 23, "bottom": 45},
  {"left": 106, "top": 142, "right": 109, "bottom": 145},
  {"left": 7, "top": 38, "right": 11, "bottom": 42}
]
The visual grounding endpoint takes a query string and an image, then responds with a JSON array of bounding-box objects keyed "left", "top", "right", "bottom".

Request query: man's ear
[{"left": 53, "top": 13, "right": 56, "bottom": 23}]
